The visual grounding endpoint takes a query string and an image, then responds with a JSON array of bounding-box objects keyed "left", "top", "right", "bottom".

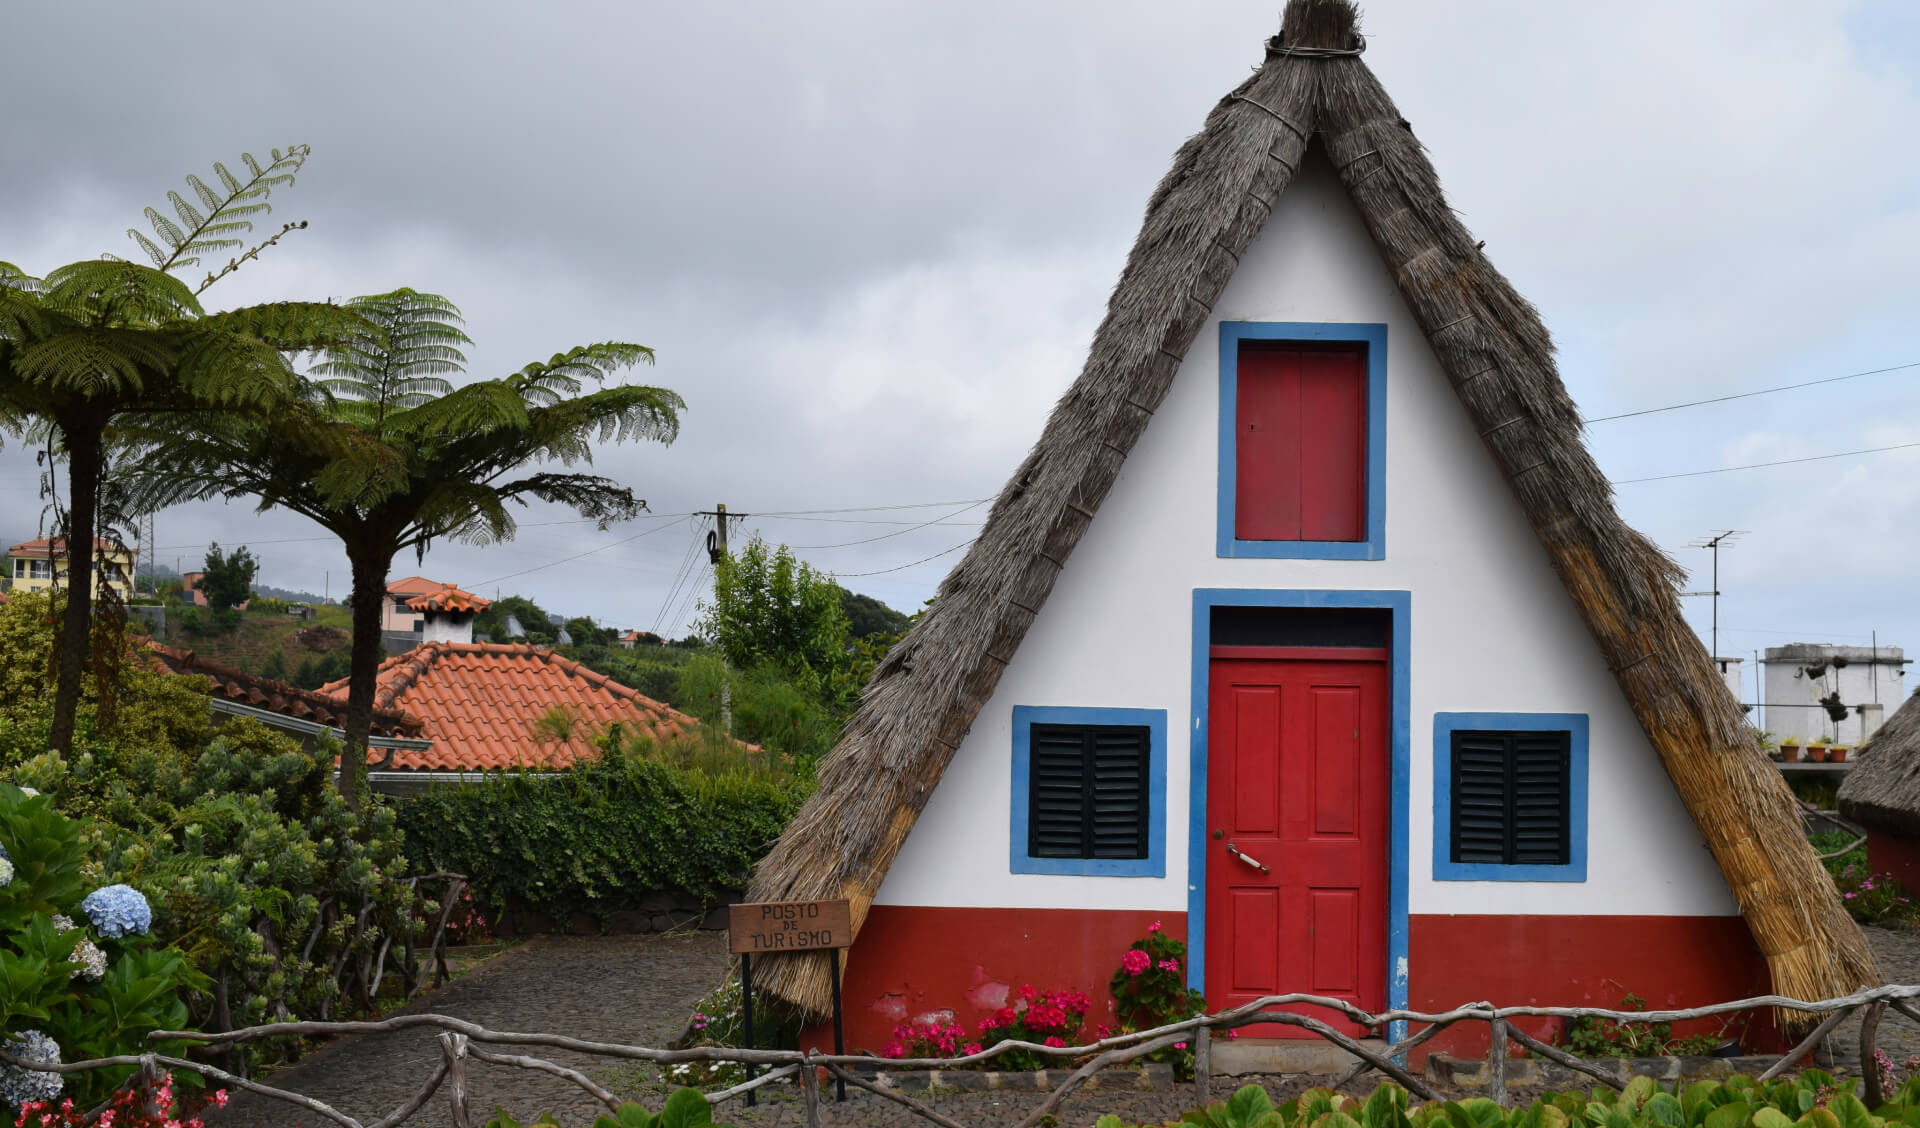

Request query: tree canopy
[
  {"left": 122, "top": 289, "right": 682, "bottom": 807},
  {"left": 0, "top": 146, "right": 364, "bottom": 754},
  {"left": 199, "top": 542, "right": 258, "bottom": 610}
]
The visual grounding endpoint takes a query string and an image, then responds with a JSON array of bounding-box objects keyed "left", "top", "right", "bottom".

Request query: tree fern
[{"left": 124, "top": 146, "right": 309, "bottom": 274}]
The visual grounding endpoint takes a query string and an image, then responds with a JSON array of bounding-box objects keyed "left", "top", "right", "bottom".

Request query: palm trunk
[
  {"left": 340, "top": 549, "right": 389, "bottom": 812},
  {"left": 48, "top": 424, "right": 102, "bottom": 757}
]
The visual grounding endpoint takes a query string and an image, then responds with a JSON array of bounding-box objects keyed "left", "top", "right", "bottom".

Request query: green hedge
[{"left": 393, "top": 757, "right": 810, "bottom": 924}]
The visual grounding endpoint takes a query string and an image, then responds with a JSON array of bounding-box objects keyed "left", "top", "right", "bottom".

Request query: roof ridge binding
[{"left": 744, "top": 0, "right": 1875, "bottom": 1018}]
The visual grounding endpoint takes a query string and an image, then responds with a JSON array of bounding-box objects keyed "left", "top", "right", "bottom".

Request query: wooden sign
[{"left": 727, "top": 899, "right": 853, "bottom": 955}]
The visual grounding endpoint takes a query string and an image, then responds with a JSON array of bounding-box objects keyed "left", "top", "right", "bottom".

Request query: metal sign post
[{"left": 728, "top": 899, "right": 853, "bottom": 1105}]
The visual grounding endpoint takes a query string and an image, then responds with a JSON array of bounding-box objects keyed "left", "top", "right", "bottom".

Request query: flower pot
[
  {"left": 1830, "top": 747, "right": 1849, "bottom": 763},
  {"left": 1781, "top": 744, "right": 1803, "bottom": 762},
  {"left": 1807, "top": 746, "right": 1829, "bottom": 763}
]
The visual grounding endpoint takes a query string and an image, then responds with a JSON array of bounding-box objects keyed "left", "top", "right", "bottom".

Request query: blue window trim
[
  {"left": 1432, "top": 712, "right": 1589, "bottom": 883},
  {"left": 1009, "top": 705, "right": 1167, "bottom": 877},
  {"left": 1188, "top": 589, "right": 1411, "bottom": 1042},
  {"left": 1216, "top": 321, "right": 1388, "bottom": 560}
]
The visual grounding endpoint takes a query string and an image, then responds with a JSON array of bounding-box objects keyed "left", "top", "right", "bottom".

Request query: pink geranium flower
[{"left": 1121, "top": 949, "right": 1151, "bottom": 976}]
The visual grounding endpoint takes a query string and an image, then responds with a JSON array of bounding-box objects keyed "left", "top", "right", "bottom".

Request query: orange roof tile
[
  {"left": 319, "top": 641, "right": 710, "bottom": 771},
  {"left": 143, "top": 641, "right": 422, "bottom": 737},
  {"left": 406, "top": 584, "right": 492, "bottom": 613}
]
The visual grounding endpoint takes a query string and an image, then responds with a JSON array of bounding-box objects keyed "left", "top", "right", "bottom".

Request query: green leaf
[
  {"left": 1827, "top": 1095, "right": 1875, "bottom": 1128},
  {"left": 485, "top": 1108, "right": 525, "bottom": 1128},
  {"left": 658, "top": 1087, "right": 712, "bottom": 1128},
  {"left": 1755, "top": 1110, "right": 1797, "bottom": 1128},
  {"left": 1798, "top": 1110, "right": 1842, "bottom": 1128},
  {"left": 1705, "top": 1102, "right": 1754, "bottom": 1128},
  {"left": 1646, "top": 1094, "right": 1686, "bottom": 1128},
  {"left": 1230, "top": 1085, "right": 1279, "bottom": 1128}
]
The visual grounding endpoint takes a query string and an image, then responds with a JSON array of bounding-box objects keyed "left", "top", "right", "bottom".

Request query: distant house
[
  {"left": 1761, "top": 643, "right": 1907, "bottom": 746},
  {"left": 744, "top": 0, "right": 1868, "bottom": 1064},
  {"left": 8, "top": 537, "right": 134, "bottom": 601},
  {"left": 178, "top": 571, "right": 249, "bottom": 611},
  {"left": 321, "top": 595, "right": 706, "bottom": 779},
  {"left": 382, "top": 575, "right": 450, "bottom": 635},
  {"left": 1837, "top": 690, "right": 1920, "bottom": 888},
  {"left": 616, "top": 630, "right": 660, "bottom": 649}
]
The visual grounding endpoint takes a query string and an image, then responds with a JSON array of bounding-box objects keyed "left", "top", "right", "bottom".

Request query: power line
[
  {"left": 470, "top": 514, "right": 690, "bottom": 588},
  {"left": 785, "top": 499, "right": 991, "bottom": 550},
  {"left": 665, "top": 561, "right": 710, "bottom": 638},
  {"left": 832, "top": 538, "right": 976, "bottom": 577},
  {"left": 754, "top": 498, "right": 989, "bottom": 516},
  {"left": 1584, "top": 360, "right": 1920, "bottom": 424},
  {"left": 753, "top": 513, "right": 988, "bottom": 526},
  {"left": 650, "top": 517, "right": 708, "bottom": 635},
  {"left": 1614, "top": 439, "right": 1920, "bottom": 484}
]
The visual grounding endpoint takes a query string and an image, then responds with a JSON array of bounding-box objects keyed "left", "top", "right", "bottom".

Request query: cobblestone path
[{"left": 213, "top": 932, "right": 731, "bottom": 1127}]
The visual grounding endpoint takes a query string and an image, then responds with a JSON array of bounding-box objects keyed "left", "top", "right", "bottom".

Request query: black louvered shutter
[
  {"left": 1450, "top": 730, "right": 1569, "bottom": 866},
  {"left": 1028, "top": 724, "right": 1150, "bottom": 859}
]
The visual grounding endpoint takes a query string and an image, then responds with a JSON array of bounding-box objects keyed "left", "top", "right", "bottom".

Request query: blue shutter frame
[
  {"left": 1010, "top": 706, "right": 1167, "bottom": 877},
  {"left": 1432, "top": 712, "right": 1589, "bottom": 882}
]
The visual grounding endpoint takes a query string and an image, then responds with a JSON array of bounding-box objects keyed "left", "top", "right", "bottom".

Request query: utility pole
[
  {"left": 697, "top": 502, "right": 747, "bottom": 564},
  {"left": 693, "top": 503, "right": 748, "bottom": 732}
]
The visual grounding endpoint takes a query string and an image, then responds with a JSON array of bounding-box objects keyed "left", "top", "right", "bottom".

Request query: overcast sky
[{"left": 4, "top": 1, "right": 1917, "bottom": 711}]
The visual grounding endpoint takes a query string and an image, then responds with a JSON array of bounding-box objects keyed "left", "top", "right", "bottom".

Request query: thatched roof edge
[
  {"left": 747, "top": 0, "right": 1875, "bottom": 1017},
  {"left": 1838, "top": 690, "right": 1920, "bottom": 837}
]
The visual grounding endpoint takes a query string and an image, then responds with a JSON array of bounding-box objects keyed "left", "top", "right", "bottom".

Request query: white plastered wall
[{"left": 874, "top": 153, "right": 1736, "bottom": 919}]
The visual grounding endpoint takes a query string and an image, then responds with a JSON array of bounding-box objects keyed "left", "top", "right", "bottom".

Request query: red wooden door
[{"left": 1205, "top": 650, "right": 1387, "bottom": 1036}]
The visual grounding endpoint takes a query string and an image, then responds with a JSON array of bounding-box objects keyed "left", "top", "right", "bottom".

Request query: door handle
[{"left": 1225, "top": 842, "right": 1270, "bottom": 873}]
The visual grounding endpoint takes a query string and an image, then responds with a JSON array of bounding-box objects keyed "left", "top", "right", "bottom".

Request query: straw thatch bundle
[
  {"left": 1838, "top": 691, "right": 1920, "bottom": 838},
  {"left": 748, "top": 0, "right": 1876, "bottom": 1018}
]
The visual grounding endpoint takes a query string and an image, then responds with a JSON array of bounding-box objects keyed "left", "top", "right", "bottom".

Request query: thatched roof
[
  {"left": 748, "top": 0, "right": 1876, "bottom": 1016},
  {"left": 1838, "top": 690, "right": 1920, "bottom": 838}
]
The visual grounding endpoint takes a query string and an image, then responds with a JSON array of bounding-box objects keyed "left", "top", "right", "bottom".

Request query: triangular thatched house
[
  {"left": 1838, "top": 690, "right": 1920, "bottom": 886},
  {"left": 749, "top": 0, "right": 1873, "bottom": 1062}
]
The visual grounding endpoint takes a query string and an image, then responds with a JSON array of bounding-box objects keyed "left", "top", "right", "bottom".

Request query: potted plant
[
  {"left": 1830, "top": 743, "right": 1851, "bottom": 764},
  {"left": 1807, "top": 740, "right": 1830, "bottom": 763},
  {"left": 1780, "top": 737, "right": 1804, "bottom": 763}
]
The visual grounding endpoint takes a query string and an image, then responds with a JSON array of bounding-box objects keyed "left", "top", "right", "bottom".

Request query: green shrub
[
  {"left": 394, "top": 754, "right": 809, "bottom": 926},
  {"left": 17, "top": 725, "right": 427, "bottom": 1044},
  {"left": 1101, "top": 1072, "right": 1920, "bottom": 1128},
  {"left": 0, "top": 784, "right": 209, "bottom": 1106},
  {"left": 1810, "top": 830, "right": 1918, "bottom": 925}
]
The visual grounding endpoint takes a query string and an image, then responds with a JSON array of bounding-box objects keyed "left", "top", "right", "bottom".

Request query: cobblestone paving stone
[{"left": 209, "top": 923, "right": 1920, "bottom": 1128}]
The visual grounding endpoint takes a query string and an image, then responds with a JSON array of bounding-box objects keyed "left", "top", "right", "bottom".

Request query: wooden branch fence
[{"left": 9, "top": 984, "right": 1920, "bottom": 1128}]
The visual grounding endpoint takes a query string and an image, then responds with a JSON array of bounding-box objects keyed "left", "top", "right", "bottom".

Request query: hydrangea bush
[{"left": 0, "top": 785, "right": 207, "bottom": 1110}]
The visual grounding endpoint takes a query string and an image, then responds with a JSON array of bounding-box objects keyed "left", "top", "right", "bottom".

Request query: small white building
[{"left": 1762, "top": 643, "right": 1906, "bottom": 745}]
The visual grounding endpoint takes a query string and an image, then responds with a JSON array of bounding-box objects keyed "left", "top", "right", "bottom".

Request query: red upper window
[{"left": 1233, "top": 343, "right": 1367, "bottom": 542}]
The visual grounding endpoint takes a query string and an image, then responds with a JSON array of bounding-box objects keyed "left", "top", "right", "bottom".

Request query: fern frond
[
  {"left": 41, "top": 260, "right": 202, "bottom": 328},
  {"left": 508, "top": 342, "right": 655, "bottom": 407},
  {"left": 126, "top": 144, "right": 311, "bottom": 273},
  {"left": 13, "top": 332, "right": 150, "bottom": 399}
]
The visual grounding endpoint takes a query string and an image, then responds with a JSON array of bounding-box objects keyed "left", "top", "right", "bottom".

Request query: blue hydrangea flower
[
  {"left": 80, "top": 884, "right": 151, "bottom": 939},
  {"left": 0, "top": 1029, "right": 63, "bottom": 1106},
  {"left": 0, "top": 838, "right": 9, "bottom": 860}
]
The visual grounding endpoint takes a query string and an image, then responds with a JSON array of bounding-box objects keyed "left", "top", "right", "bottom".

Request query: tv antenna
[{"left": 1680, "top": 530, "right": 1747, "bottom": 663}]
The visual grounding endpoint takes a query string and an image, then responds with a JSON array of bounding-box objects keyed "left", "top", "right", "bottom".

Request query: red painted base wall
[
  {"left": 802, "top": 906, "right": 1178, "bottom": 1054},
  {"left": 1868, "top": 832, "right": 1920, "bottom": 892},
  {"left": 1408, "top": 914, "right": 1777, "bottom": 1061},
  {"left": 803, "top": 907, "right": 1779, "bottom": 1061}
]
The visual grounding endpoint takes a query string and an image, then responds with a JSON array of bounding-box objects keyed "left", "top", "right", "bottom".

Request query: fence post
[
  {"left": 1488, "top": 1017, "right": 1508, "bottom": 1108},
  {"left": 1196, "top": 1025, "right": 1212, "bottom": 1104},
  {"left": 444, "top": 1031, "right": 471, "bottom": 1128},
  {"left": 799, "top": 1051, "right": 824, "bottom": 1128},
  {"left": 1862, "top": 1001, "right": 1888, "bottom": 1107}
]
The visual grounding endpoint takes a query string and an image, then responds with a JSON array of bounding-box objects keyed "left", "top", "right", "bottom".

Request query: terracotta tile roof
[
  {"left": 9, "top": 536, "right": 127, "bottom": 555},
  {"left": 385, "top": 575, "right": 447, "bottom": 596},
  {"left": 319, "top": 642, "right": 707, "bottom": 771},
  {"left": 406, "top": 585, "right": 492, "bottom": 613},
  {"left": 143, "top": 641, "right": 422, "bottom": 737}
]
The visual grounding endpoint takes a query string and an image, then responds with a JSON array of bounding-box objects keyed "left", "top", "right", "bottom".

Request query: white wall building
[{"left": 1762, "top": 643, "right": 1906, "bottom": 745}]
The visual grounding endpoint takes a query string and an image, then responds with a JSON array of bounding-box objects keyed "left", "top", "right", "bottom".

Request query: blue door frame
[{"left": 1187, "top": 588, "right": 1411, "bottom": 1040}]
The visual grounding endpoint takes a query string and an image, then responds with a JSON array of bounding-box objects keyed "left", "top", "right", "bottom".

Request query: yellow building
[{"left": 7, "top": 537, "right": 135, "bottom": 601}]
